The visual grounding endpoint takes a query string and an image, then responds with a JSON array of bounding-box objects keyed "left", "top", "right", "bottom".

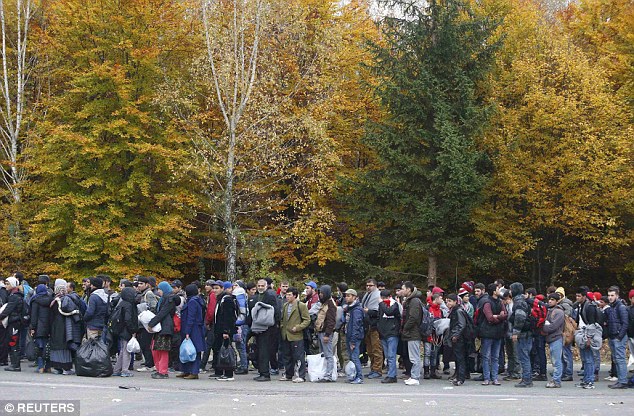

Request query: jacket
[
  {"left": 377, "top": 299, "right": 401, "bottom": 339},
  {"left": 478, "top": 295, "right": 507, "bottom": 339},
  {"left": 205, "top": 291, "right": 217, "bottom": 326},
  {"left": 559, "top": 297, "right": 573, "bottom": 317},
  {"left": 113, "top": 287, "right": 139, "bottom": 341},
  {"left": 576, "top": 300, "right": 600, "bottom": 326},
  {"left": 401, "top": 291, "right": 423, "bottom": 341},
  {"left": 281, "top": 301, "right": 311, "bottom": 342},
  {"left": 0, "top": 291, "right": 24, "bottom": 325},
  {"left": 182, "top": 295, "right": 206, "bottom": 352},
  {"left": 542, "top": 304, "right": 564, "bottom": 343},
  {"left": 361, "top": 289, "right": 380, "bottom": 328},
  {"left": 606, "top": 299, "right": 628, "bottom": 340},
  {"left": 83, "top": 289, "right": 109, "bottom": 330},
  {"left": 29, "top": 293, "right": 53, "bottom": 338},
  {"left": 345, "top": 300, "right": 364, "bottom": 343},
  {"left": 136, "top": 288, "right": 158, "bottom": 315},
  {"left": 510, "top": 294, "right": 531, "bottom": 337},
  {"left": 628, "top": 305, "right": 634, "bottom": 338},
  {"left": 214, "top": 293, "right": 237, "bottom": 337},
  {"left": 315, "top": 297, "right": 337, "bottom": 337},
  {"left": 247, "top": 289, "right": 278, "bottom": 329},
  {"left": 148, "top": 293, "right": 180, "bottom": 336},
  {"left": 449, "top": 306, "right": 468, "bottom": 340}
]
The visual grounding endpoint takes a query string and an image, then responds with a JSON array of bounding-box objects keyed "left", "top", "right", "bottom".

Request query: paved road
[{"left": 0, "top": 367, "right": 631, "bottom": 416}]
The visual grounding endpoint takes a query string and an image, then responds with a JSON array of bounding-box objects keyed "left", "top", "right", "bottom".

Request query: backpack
[
  {"left": 461, "top": 309, "right": 476, "bottom": 340},
  {"left": 109, "top": 305, "right": 125, "bottom": 334},
  {"left": 529, "top": 298, "right": 548, "bottom": 332},
  {"left": 419, "top": 303, "right": 433, "bottom": 338},
  {"left": 563, "top": 315, "right": 577, "bottom": 346}
]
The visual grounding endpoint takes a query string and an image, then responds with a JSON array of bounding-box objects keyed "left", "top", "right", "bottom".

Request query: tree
[
  {"left": 344, "top": 0, "right": 500, "bottom": 286},
  {"left": 27, "top": 0, "right": 195, "bottom": 279}
]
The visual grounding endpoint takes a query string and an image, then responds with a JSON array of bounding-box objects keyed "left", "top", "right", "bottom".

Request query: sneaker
[
  {"left": 292, "top": 377, "right": 305, "bottom": 383},
  {"left": 350, "top": 378, "right": 363, "bottom": 384},
  {"left": 120, "top": 373, "right": 134, "bottom": 377},
  {"left": 151, "top": 372, "right": 168, "bottom": 379},
  {"left": 561, "top": 375, "right": 573, "bottom": 382},
  {"left": 62, "top": 370, "right": 75, "bottom": 376},
  {"left": 503, "top": 375, "right": 521, "bottom": 381},
  {"left": 604, "top": 376, "right": 618, "bottom": 382},
  {"left": 575, "top": 382, "right": 588, "bottom": 388},
  {"left": 366, "top": 372, "right": 382, "bottom": 379},
  {"left": 545, "top": 381, "right": 561, "bottom": 388},
  {"left": 112, "top": 372, "right": 122, "bottom": 377},
  {"left": 253, "top": 375, "right": 271, "bottom": 382},
  {"left": 514, "top": 380, "right": 533, "bottom": 388},
  {"left": 235, "top": 368, "right": 248, "bottom": 375},
  {"left": 533, "top": 374, "right": 547, "bottom": 381},
  {"left": 270, "top": 369, "right": 279, "bottom": 376},
  {"left": 608, "top": 382, "right": 628, "bottom": 389},
  {"left": 337, "top": 371, "right": 346, "bottom": 377},
  {"left": 381, "top": 377, "right": 397, "bottom": 384},
  {"left": 316, "top": 378, "right": 335, "bottom": 383},
  {"left": 452, "top": 380, "right": 464, "bottom": 386},
  {"left": 404, "top": 378, "right": 420, "bottom": 386},
  {"left": 218, "top": 375, "right": 234, "bottom": 381},
  {"left": 137, "top": 366, "right": 155, "bottom": 372},
  {"left": 208, "top": 374, "right": 221, "bottom": 379},
  {"left": 199, "top": 369, "right": 208, "bottom": 374},
  {"left": 583, "top": 382, "right": 595, "bottom": 389},
  {"left": 280, "top": 376, "right": 292, "bottom": 381}
]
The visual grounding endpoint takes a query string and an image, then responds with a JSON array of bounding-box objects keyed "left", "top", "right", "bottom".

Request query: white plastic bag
[
  {"left": 138, "top": 310, "right": 161, "bottom": 333},
  {"left": 344, "top": 360, "right": 356, "bottom": 381},
  {"left": 126, "top": 337, "right": 141, "bottom": 354},
  {"left": 306, "top": 353, "right": 338, "bottom": 382},
  {"left": 0, "top": 304, "right": 7, "bottom": 328}
]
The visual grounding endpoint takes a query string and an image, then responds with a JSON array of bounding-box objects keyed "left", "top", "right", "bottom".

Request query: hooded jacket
[
  {"left": 182, "top": 294, "right": 206, "bottom": 352},
  {"left": 148, "top": 292, "right": 180, "bottom": 336},
  {"left": 315, "top": 285, "right": 337, "bottom": 337},
  {"left": 29, "top": 290, "right": 53, "bottom": 338},
  {"left": 605, "top": 298, "right": 628, "bottom": 340},
  {"left": 345, "top": 300, "right": 365, "bottom": 343},
  {"left": 83, "top": 288, "right": 109, "bottom": 330},
  {"left": 542, "top": 304, "right": 564, "bottom": 343},
  {"left": 214, "top": 293, "right": 238, "bottom": 337},
  {"left": 113, "top": 287, "right": 139, "bottom": 341},
  {"left": 509, "top": 282, "right": 531, "bottom": 337},
  {"left": 361, "top": 287, "right": 381, "bottom": 328},
  {"left": 401, "top": 290, "right": 424, "bottom": 341},
  {"left": 0, "top": 290, "right": 24, "bottom": 326}
]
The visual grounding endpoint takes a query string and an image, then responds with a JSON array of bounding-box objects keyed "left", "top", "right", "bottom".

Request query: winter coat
[
  {"left": 628, "top": 305, "right": 634, "bottom": 338},
  {"left": 542, "top": 304, "right": 564, "bottom": 343},
  {"left": 478, "top": 296, "right": 507, "bottom": 340},
  {"left": 559, "top": 297, "right": 573, "bottom": 317},
  {"left": 281, "top": 301, "right": 311, "bottom": 342},
  {"left": 214, "top": 294, "right": 237, "bottom": 337},
  {"left": 448, "top": 306, "right": 469, "bottom": 342},
  {"left": 315, "top": 298, "right": 337, "bottom": 337},
  {"left": 575, "top": 323, "right": 603, "bottom": 351},
  {"left": 113, "top": 287, "right": 139, "bottom": 342},
  {"left": 182, "top": 295, "right": 206, "bottom": 352},
  {"left": 29, "top": 293, "right": 53, "bottom": 338},
  {"left": 576, "top": 300, "right": 600, "bottom": 326},
  {"left": 83, "top": 289, "right": 109, "bottom": 330},
  {"left": 606, "top": 299, "right": 628, "bottom": 340},
  {"left": 345, "top": 301, "right": 364, "bottom": 343},
  {"left": 0, "top": 291, "right": 24, "bottom": 325},
  {"left": 401, "top": 291, "right": 424, "bottom": 341},
  {"left": 205, "top": 291, "right": 217, "bottom": 326},
  {"left": 377, "top": 299, "right": 401, "bottom": 339},
  {"left": 148, "top": 293, "right": 180, "bottom": 336},
  {"left": 510, "top": 294, "right": 531, "bottom": 338},
  {"left": 50, "top": 295, "right": 82, "bottom": 351}
]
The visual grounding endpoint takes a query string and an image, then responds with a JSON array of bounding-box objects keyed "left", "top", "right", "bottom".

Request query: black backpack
[
  {"left": 418, "top": 302, "right": 434, "bottom": 338},
  {"left": 109, "top": 304, "right": 124, "bottom": 334}
]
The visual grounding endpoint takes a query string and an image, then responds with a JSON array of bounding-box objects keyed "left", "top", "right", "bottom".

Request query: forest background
[{"left": 0, "top": 0, "right": 631, "bottom": 294}]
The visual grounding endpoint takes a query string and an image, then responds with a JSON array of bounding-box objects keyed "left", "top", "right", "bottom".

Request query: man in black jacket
[
  {"left": 247, "top": 279, "right": 279, "bottom": 381},
  {"left": 0, "top": 276, "right": 24, "bottom": 371},
  {"left": 606, "top": 286, "right": 629, "bottom": 389},
  {"left": 446, "top": 294, "right": 469, "bottom": 386},
  {"left": 574, "top": 287, "right": 601, "bottom": 389}
]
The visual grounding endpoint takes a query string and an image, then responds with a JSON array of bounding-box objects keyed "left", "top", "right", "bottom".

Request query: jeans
[
  {"left": 549, "top": 338, "right": 563, "bottom": 384},
  {"left": 580, "top": 346, "right": 595, "bottom": 383},
  {"left": 408, "top": 340, "right": 421, "bottom": 380},
  {"left": 236, "top": 325, "right": 249, "bottom": 370},
  {"left": 517, "top": 336, "right": 533, "bottom": 382},
  {"left": 281, "top": 339, "right": 306, "bottom": 380},
  {"left": 380, "top": 336, "right": 398, "bottom": 378},
  {"left": 562, "top": 343, "right": 573, "bottom": 377},
  {"left": 481, "top": 337, "right": 502, "bottom": 382},
  {"left": 318, "top": 333, "right": 335, "bottom": 380},
  {"left": 609, "top": 336, "right": 628, "bottom": 384},
  {"left": 592, "top": 348, "right": 600, "bottom": 375},
  {"left": 347, "top": 339, "right": 362, "bottom": 380},
  {"left": 423, "top": 342, "right": 437, "bottom": 367}
]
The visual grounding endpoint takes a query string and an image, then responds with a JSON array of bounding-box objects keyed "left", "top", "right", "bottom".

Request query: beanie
[
  {"left": 461, "top": 281, "right": 475, "bottom": 293},
  {"left": 89, "top": 277, "right": 103, "bottom": 289}
]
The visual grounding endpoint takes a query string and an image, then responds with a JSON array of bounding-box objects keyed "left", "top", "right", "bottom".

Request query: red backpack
[{"left": 528, "top": 298, "right": 547, "bottom": 332}]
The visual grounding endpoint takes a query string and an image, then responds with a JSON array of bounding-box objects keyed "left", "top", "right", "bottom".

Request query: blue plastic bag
[{"left": 179, "top": 338, "right": 196, "bottom": 363}]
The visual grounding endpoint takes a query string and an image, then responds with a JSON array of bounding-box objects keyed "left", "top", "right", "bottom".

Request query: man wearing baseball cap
[{"left": 344, "top": 289, "right": 364, "bottom": 384}]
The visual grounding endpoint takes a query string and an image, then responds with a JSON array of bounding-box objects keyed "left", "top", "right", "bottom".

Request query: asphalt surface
[{"left": 0, "top": 364, "right": 631, "bottom": 416}]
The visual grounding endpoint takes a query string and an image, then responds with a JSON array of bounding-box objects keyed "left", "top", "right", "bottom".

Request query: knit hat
[
  {"left": 54, "top": 279, "right": 67, "bottom": 295},
  {"left": 458, "top": 288, "right": 469, "bottom": 297},
  {"left": 36, "top": 284, "right": 48, "bottom": 296},
  {"left": 586, "top": 292, "right": 595, "bottom": 301},
  {"left": 185, "top": 284, "right": 198, "bottom": 298},
  {"left": 461, "top": 281, "right": 475, "bottom": 293},
  {"left": 5, "top": 276, "right": 19, "bottom": 288},
  {"left": 593, "top": 292, "right": 602, "bottom": 301},
  {"left": 89, "top": 277, "right": 103, "bottom": 289},
  {"left": 555, "top": 287, "right": 566, "bottom": 298},
  {"left": 158, "top": 281, "right": 172, "bottom": 295},
  {"left": 629, "top": 289, "right": 634, "bottom": 300}
]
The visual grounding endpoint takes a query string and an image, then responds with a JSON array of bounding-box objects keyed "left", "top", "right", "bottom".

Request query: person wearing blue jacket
[
  {"left": 606, "top": 286, "right": 630, "bottom": 389},
  {"left": 344, "top": 288, "right": 364, "bottom": 384},
  {"left": 83, "top": 277, "right": 109, "bottom": 339},
  {"left": 178, "top": 284, "right": 206, "bottom": 380}
]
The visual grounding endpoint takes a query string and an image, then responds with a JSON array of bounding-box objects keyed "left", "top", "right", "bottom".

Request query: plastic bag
[
  {"left": 306, "top": 353, "right": 338, "bottom": 382},
  {"left": 126, "top": 337, "right": 141, "bottom": 354},
  {"left": 344, "top": 360, "right": 356, "bottom": 381},
  {"left": 0, "top": 304, "right": 7, "bottom": 328},
  {"left": 75, "top": 339, "right": 113, "bottom": 377},
  {"left": 138, "top": 310, "right": 161, "bottom": 333},
  {"left": 179, "top": 338, "right": 196, "bottom": 363},
  {"left": 217, "top": 344, "right": 237, "bottom": 370}
]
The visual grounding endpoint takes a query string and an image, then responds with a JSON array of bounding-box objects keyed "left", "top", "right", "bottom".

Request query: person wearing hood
[
  {"left": 49, "top": 279, "right": 78, "bottom": 375},
  {"left": 83, "top": 277, "right": 109, "bottom": 339},
  {"left": 1, "top": 276, "right": 24, "bottom": 371},
  {"left": 400, "top": 281, "right": 423, "bottom": 386},
  {"left": 29, "top": 284, "right": 54, "bottom": 373},
  {"left": 508, "top": 282, "right": 533, "bottom": 388},
  {"left": 148, "top": 281, "right": 181, "bottom": 379},
  {"left": 178, "top": 284, "right": 206, "bottom": 380},
  {"left": 344, "top": 289, "right": 364, "bottom": 384},
  {"left": 111, "top": 287, "right": 139, "bottom": 377},
  {"left": 314, "top": 285, "right": 337, "bottom": 382}
]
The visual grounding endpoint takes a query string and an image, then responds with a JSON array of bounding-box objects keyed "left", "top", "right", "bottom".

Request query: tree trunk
[
  {"left": 224, "top": 123, "right": 237, "bottom": 281},
  {"left": 427, "top": 252, "right": 437, "bottom": 287}
]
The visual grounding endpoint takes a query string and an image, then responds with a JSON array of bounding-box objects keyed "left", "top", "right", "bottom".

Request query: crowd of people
[{"left": 1, "top": 272, "right": 633, "bottom": 389}]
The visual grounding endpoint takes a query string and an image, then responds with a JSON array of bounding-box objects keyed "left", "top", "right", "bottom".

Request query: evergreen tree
[{"left": 345, "top": 0, "right": 500, "bottom": 285}]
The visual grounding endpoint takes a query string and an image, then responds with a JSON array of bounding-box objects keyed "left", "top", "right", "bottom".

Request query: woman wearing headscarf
[
  {"left": 49, "top": 279, "right": 80, "bottom": 375},
  {"left": 29, "top": 284, "right": 53, "bottom": 373},
  {"left": 148, "top": 281, "right": 180, "bottom": 379},
  {"left": 177, "top": 284, "right": 206, "bottom": 379}
]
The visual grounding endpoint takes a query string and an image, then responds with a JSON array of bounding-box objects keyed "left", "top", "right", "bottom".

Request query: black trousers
[
  {"left": 268, "top": 325, "right": 279, "bottom": 370},
  {"left": 0, "top": 325, "right": 8, "bottom": 364},
  {"left": 137, "top": 328, "right": 154, "bottom": 368},
  {"left": 399, "top": 339, "right": 412, "bottom": 375},
  {"left": 281, "top": 338, "right": 306, "bottom": 380},
  {"left": 453, "top": 339, "right": 467, "bottom": 383},
  {"left": 255, "top": 327, "right": 275, "bottom": 377}
]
